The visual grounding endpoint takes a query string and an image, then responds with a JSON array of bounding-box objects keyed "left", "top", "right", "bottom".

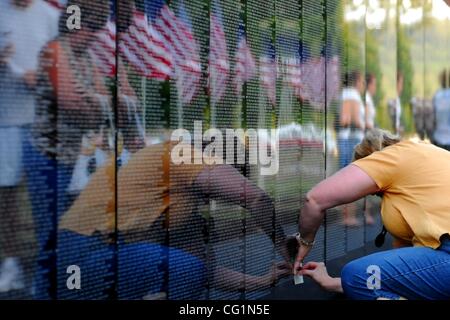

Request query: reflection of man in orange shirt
[{"left": 57, "top": 141, "right": 290, "bottom": 299}]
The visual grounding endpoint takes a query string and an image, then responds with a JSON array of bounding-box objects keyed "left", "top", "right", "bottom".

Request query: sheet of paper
[
  {"left": 294, "top": 274, "right": 304, "bottom": 285},
  {"left": 294, "top": 263, "right": 304, "bottom": 285}
]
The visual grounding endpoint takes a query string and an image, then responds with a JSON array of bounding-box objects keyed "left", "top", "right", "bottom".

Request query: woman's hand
[{"left": 299, "top": 262, "right": 343, "bottom": 293}]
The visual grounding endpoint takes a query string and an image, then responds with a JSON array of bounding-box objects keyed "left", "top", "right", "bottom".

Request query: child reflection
[{"left": 57, "top": 140, "right": 291, "bottom": 300}]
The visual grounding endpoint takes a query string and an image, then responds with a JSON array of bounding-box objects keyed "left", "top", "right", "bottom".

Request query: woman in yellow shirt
[{"left": 293, "top": 129, "right": 450, "bottom": 299}]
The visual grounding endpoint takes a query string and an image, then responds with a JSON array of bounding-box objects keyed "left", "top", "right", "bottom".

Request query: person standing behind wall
[
  {"left": 432, "top": 68, "right": 450, "bottom": 150},
  {"left": 338, "top": 70, "right": 365, "bottom": 226},
  {"left": 24, "top": 0, "right": 110, "bottom": 299},
  {"left": 389, "top": 72, "right": 404, "bottom": 135}
]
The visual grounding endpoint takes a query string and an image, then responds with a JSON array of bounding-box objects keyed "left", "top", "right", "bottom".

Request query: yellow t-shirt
[{"left": 353, "top": 140, "right": 450, "bottom": 249}]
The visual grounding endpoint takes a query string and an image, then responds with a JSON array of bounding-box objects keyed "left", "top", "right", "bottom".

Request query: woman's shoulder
[
  {"left": 381, "top": 140, "right": 434, "bottom": 160},
  {"left": 383, "top": 140, "right": 415, "bottom": 151}
]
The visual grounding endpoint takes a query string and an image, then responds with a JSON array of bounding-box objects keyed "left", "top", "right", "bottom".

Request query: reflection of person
[
  {"left": 338, "top": 70, "right": 365, "bottom": 167},
  {"left": 23, "top": 0, "right": 110, "bottom": 299},
  {"left": 294, "top": 129, "right": 450, "bottom": 299},
  {"left": 365, "top": 73, "right": 377, "bottom": 130},
  {"left": 67, "top": 0, "right": 142, "bottom": 195},
  {"left": 432, "top": 69, "right": 450, "bottom": 150},
  {"left": 338, "top": 70, "right": 365, "bottom": 226},
  {"left": 412, "top": 97, "right": 434, "bottom": 141},
  {"left": 0, "top": 0, "right": 59, "bottom": 293},
  {"left": 56, "top": 141, "right": 290, "bottom": 299}
]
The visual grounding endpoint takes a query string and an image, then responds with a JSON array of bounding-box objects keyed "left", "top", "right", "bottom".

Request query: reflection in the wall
[{"left": 0, "top": 0, "right": 449, "bottom": 300}]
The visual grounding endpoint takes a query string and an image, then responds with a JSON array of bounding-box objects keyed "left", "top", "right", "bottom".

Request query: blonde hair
[{"left": 353, "top": 129, "right": 401, "bottom": 161}]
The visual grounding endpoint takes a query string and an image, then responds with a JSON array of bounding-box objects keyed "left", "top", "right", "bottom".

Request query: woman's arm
[
  {"left": 294, "top": 164, "right": 379, "bottom": 270},
  {"left": 193, "top": 165, "right": 289, "bottom": 260},
  {"left": 194, "top": 165, "right": 274, "bottom": 226}
]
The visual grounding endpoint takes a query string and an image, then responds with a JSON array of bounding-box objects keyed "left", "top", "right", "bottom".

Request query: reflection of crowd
[
  {"left": 0, "top": 0, "right": 149, "bottom": 296},
  {"left": 0, "top": 0, "right": 291, "bottom": 299},
  {"left": 338, "top": 70, "right": 370, "bottom": 226},
  {"left": 338, "top": 71, "right": 366, "bottom": 170},
  {"left": 0, "top": 0, "right": 61, "bottom": 293}
]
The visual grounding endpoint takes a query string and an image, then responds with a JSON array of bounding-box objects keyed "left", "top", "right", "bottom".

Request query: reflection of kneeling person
[
  {"left": 293, "top": 129, "right": 450, "bottom": 300},
  {"left": 57, "top": 141, "right": 290, "bottom": 299}
]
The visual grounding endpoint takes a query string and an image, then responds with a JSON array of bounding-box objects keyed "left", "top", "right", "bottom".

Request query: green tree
[
  {"left": 342, "top": 21, "right": 365, "bottom": 74},
  {"left": 397, "top": 22, "right": 415, "bottom": 133},
  {"left": 365, "top": 29, "right": 383, "bottom": 108}
]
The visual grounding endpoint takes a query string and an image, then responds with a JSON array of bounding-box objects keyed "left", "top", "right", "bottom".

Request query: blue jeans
[
  {"left": 337, "top": 137, "right": 360, "bottom": 169},
  {"left": 22, "top": 129, "right": 74, "bottom": 299},
  {"left": 341, "top": 237, "right": 450, "bottom": 300},
  {"left": 57, "top": 230, "right": 207, "bottom": 300}
]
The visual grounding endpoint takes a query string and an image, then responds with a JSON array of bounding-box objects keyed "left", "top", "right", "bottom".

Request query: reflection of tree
[
  {"left": 397, "top": 2, "right": 415, "bottom": 134},
  {"left": 398, "top": 0, "right": 433, "bottom": 29},
  {"left": 343, "top": 21, "right": 364, "bottom": 73},
  {"left": 365, "top": 29, "right": 383, "bottom": 111}
]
